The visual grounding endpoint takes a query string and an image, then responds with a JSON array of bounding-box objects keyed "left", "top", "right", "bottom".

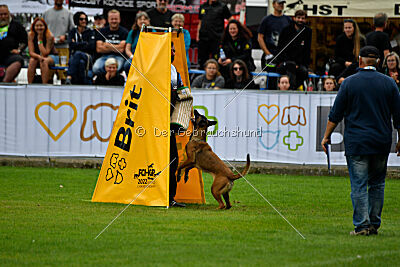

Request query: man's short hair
[
  {"left": 108, "top": 9, "right": 120, "bottom": 16},
  {"left": 94, "top": 14, "right": 104, "bottom": 20},
  {"left": 294, "top": 10, "right": 307, "bottom": 18},
  {"left": 373, "top": 12, "right": 388, "bottom": 27},
  {"left": 0, "top": 4, "right": 9, "bottom": 10},
  {"left": 360, "top": 57, "right": 378, "bottom": 66}
]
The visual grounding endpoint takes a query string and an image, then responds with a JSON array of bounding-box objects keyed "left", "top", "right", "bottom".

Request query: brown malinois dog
[{"left": 177, "top": 110, "right": 250, "bottom": 209}]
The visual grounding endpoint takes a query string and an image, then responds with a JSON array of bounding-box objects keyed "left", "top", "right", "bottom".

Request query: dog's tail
[{"left": 230, "top": 154, "right": 250, "bottom": 180}]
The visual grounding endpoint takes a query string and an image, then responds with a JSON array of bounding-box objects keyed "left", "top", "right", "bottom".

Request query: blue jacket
[{"left": 329, "top": 68, "right": 400, "bottom": 156}]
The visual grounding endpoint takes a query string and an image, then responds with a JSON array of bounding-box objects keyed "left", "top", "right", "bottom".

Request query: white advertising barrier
[{"left": 0, "top": 85, "right": 399, "bottom": 166}]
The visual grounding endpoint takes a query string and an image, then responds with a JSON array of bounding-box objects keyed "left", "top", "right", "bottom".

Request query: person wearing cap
[
  {"left": 93, "top": 57, "right": 125, "bottom": 86},
  {"left": 93, "top": 14, "right": 106, "bottom": 29},
  {"left": 257, "top": 0, "right": 291, "bottom": 69},
  {"left": 321, "top": 46, "right": 400, "bottom": 236}
]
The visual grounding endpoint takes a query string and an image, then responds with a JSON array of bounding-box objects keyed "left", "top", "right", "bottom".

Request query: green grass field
[{"left": 1, "top": 166, "right": 399, "bottom": 266}]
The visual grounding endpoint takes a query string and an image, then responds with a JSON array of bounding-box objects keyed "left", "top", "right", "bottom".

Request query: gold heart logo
[
  {"left": 258, "top": 104, "right": 280, "bottom": 125},
  {"left": 35, "top": 101, "right": 77, "bottom": 141}
]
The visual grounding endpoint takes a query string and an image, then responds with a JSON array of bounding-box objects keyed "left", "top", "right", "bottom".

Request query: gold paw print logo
[
  {"left": 80, "top": 103, "right": 119, "bottom": 142},
  {"left": 281, "top": 105, "right": 307, "bottom": 126},
  {"left": 105, "top": 153, "right": 127, "bottom": 184},
  {"left": 35, "top": 101, "right": 77, "bottom": 141}
]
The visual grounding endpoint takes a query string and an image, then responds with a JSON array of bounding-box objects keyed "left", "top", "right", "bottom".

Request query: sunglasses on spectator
[
  {"left": 79, "top": 17, "right": 87, "bottom": 21},
  {"left": 233, "top": 67, "right": 243, "bottom": 71}
]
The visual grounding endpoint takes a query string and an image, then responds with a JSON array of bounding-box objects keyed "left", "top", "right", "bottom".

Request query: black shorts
[{"left": 0, "top": 54, "right": 24, "bottom": 67}]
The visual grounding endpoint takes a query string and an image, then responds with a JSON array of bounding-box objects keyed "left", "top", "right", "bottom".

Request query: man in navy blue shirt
[
  {"left": 93, "top": 9, "right": 128, "bottom": 75},
  {"left": 321, "top": 46, "right": 400, "bottom": 236},
  {"left": 257, "top": 0, "right": 291, "bottom": 68}
]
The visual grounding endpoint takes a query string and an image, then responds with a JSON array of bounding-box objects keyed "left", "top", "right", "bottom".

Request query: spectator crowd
[{"left": 0, "top": 0, "right": 399, "bottom": 91}]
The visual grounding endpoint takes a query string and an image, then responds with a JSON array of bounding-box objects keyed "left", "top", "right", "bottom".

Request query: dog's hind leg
[
  {"left": 212, "top": 192, "right": 225, "bottom": 209},
  {"left": 211, "top": 184, "right": 225, "bottom": 209},
  {"left": 222, "top": 193, "right": 231, "bottom": 209}
]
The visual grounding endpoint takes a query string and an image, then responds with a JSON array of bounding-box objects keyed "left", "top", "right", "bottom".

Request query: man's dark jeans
[
  {"left": 67, "top": 51, "right": 93, "bottom": 85},
  {"left": 346, "top": 154, "right": 388, "bottom": 232}
]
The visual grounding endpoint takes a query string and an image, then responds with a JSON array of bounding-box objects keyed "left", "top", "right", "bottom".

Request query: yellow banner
[
  {"left": 171, "top": 32, "right": 205, "bottom": 204},
  {"left": 92, "top": 32, "right": 171, "bottom": 206}
]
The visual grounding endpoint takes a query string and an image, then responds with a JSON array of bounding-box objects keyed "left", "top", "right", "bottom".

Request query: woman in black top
[
  {"left": 330, "top": 19, "right": 365, "bottom": 78},
  {"left": 225, "top": 59, "right": 257, "bottom": 89},
  {"left": 65, "top": 11, "right": 96, "bottom": 85},
  {"left": 217, "top": 19, "right": 255, "bottom": 79},
  {"left": 94, "top": 57, "right": 125, "bottom": 86}
]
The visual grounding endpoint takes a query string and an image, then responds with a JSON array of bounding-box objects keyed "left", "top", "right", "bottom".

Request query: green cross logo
[{"left": 283, "top": 130, "right": 304, "bottom": 151}]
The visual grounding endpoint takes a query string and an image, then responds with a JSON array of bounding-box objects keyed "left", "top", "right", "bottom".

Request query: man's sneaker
[
  {"left": 350, "top": 229, "right": 369, "bottom": 236},
  {"left": 369, "top": 226, "right": 378, "bottom": 235},
  {"left": 170, "top": 200, "right": 186, "bottom": 207},
  {"left": 65, "top": 77, "right": 72, "bottom": 85}
]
